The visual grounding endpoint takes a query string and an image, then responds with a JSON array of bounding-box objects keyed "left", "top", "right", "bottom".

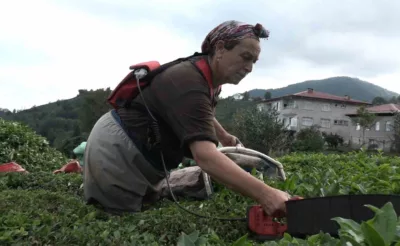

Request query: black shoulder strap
[
  {"left": 128, "top": 52, "right": 206, "bottom": 109},
  {"left": 144, "top": 52, "right": 206, "bottom": 81}
]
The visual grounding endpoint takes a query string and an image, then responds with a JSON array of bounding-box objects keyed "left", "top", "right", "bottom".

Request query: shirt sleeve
[
  {"left": 164, "top": 89, "right": 219, "bottom": 158},
  {"left": 149, "top": 62, "right": 219, "bottom": 158}
]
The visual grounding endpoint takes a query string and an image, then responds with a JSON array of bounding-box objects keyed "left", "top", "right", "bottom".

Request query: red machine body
[
  {"left": 247, "top": 205, "right": 287, "bottom": 239},
  {"left": 247, "top": 196, "right": 303, "bottom": 240}
]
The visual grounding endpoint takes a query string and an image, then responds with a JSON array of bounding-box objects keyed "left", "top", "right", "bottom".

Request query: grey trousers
[
  {"left": 83, "top": 111, "right": 167, "bottom": 213},
  {"left": 83, "top": 111, "right": 212, "bottom": 214}
]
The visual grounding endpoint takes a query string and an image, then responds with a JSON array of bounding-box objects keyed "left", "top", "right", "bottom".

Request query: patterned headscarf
[{"left": 201, "top": 20, "right": 270, "bottom": 54}]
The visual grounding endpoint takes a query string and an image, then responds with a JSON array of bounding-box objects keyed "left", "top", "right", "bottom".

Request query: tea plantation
[{"left": 1, "top": 118, "right": 400, "bottom": 245}]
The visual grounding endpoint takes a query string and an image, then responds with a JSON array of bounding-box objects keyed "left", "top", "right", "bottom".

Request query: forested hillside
[
  {"left": 1, "top": 76, "right": 399, "bottom": 155},
  {"left": 1, "top": 88, "right": 112, "bottom": 156},
  {"left": 246, "top": 76, "right": 399, "bottom": 102},
  {"left": 0, "top": 87, "right": 255, "bottom": 156}
]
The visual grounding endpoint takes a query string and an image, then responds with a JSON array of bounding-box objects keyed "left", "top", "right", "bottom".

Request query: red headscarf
[{"left": 201, "top": 20, "right": 270, "bottom": 54}]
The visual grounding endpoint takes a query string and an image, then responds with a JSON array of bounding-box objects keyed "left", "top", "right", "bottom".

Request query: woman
[{"left": 83, "top": 20, "right": 290, "bottom": 215}]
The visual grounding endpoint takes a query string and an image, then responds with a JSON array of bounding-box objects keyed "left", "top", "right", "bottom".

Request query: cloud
[
  {"left": 0, "top": 0, "right": 400, "bottom": 110},
  {"left": 0, "top": 0, "right": 199, "bottom": 110}
]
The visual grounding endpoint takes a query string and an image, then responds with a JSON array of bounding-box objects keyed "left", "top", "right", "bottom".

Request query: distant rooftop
[
  {"left": 346, "top": 103, "right": 400, "bottom": 116},
  {"left": 261, "top": 88, "right": 370, "bottom": 105}
]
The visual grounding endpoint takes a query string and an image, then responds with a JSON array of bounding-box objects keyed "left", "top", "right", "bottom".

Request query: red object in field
[
  {"left": 247, "top": 205, "right": 287, "bottom": 240},
  {"left": 247, "top": 196, "right": 304, "bottom": 240},
  {"left": 53, "top": 159, "right": 82, "bottom": 174},
  {"left": 0, "top": 162, "right": 28, "bottom": 173}
]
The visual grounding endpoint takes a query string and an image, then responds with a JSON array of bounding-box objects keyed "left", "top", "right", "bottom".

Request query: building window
[
  {"left": 282, "top": 118, "right": 287, "bottom": 126},
  {"left": 321, "top": 104, "right": 331, "bottom": 111},
  {"left": 375, "top": 122, "right": 380, "bottom": 131},
  {"left": 321, "top": 118, "right": 331, "bottom": 128},
  {"left": 272, "top": 101, "right": 280, "bottom": 111},
  {"left": 290, "top": 117, "right": 298, "bottom": 127},
  {"left": 334, "top": 119, "right": 349, "bottom": 126},
  {"left": 302, "top": 117, "right": 313, "bottom": 126},
  {"left": 334, "top": 103, "right": 346, "bottom": 108},
  {"left": 283, "top": 100, "right": 296, "bottom": 109},
  {"left": 386, "top": 121, "right": 392, "bottom": 131}
]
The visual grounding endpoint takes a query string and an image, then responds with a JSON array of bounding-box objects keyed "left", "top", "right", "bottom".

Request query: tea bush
[
  {"left": 0, "top": 119, "right": 67, "bottom": 172},
  {"left": 1, "top": 119, "right": 400, "bottom": 245}
]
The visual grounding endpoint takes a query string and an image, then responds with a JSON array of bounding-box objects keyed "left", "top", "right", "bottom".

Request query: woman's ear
[{"left": 214, "top": 40, "right": 225, "bottom": 57}]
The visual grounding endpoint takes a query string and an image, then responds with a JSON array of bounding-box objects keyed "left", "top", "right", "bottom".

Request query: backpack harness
[
  {"left": 107, "top": 52, "right": 221, "bottom": 111},
  {"left": 107, "top": 52, "right": 221, "bottom": 152}
]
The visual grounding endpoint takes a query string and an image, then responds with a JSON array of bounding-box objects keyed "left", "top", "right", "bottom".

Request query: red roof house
[
  {"left": 261, "top": 88, "right": 371, "bottom": 105},
  {"left": 346, "top": 103, "right": 400, "bottom": 116}
]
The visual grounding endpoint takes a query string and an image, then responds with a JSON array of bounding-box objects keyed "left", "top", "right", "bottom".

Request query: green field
[{"left": 1, "top": 119, "right": 400, "bottom": 245}]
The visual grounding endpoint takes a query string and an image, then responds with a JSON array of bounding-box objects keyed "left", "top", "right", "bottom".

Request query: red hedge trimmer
[
  {"left": 161, "top": 144, "right": 301, "bottom": 241},
  {"left": 246, "top": 196, "right": 303, "bottom": 240}
]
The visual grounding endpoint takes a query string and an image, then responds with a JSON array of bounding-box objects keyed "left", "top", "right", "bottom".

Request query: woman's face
[{"left": 214, "top": 38, "right": 261, "bottom": 85}]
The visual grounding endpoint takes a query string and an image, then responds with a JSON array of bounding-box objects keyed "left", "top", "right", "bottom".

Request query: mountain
[
  {"left": 245, "top": 76, "right": 398, "bottom": 103},
  {"left": 2, "top": 76, "right": 399, "bottom": 155},
  {"left": 0, "top": 108, "right": 11, "bottom": 118}
]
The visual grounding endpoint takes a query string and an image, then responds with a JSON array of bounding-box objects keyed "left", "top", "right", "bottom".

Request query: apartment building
[
  {"left": 231, "top": 93, "right": 244, "bottom": 100},
  {"left": 256, "top": 88, "right": 371, "bottom": 142},
  {"left": 346, "top": 103, "right": 400, "bottom": 151}
]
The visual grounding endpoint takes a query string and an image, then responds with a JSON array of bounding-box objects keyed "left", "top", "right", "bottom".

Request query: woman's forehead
[{"left": 236, "top": 39, "right": 261, "bottom": 53}]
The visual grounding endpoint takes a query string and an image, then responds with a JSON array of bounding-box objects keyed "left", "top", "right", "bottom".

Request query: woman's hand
[
  {"left": 220, "top": 134, "right": 243, "bottom": 147},
  {"left": 259, "top": 187, "right": 290, "bottom": 216}
]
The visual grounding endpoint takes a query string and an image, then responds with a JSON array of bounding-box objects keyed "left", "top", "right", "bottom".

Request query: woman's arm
[{"left": 213, "top": 117, "right": 229, "bottom": 141}]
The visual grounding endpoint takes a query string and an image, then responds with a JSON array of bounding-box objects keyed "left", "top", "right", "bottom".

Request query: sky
[{"left": 1, "top": 0, "right": 399, "bottom": 111}]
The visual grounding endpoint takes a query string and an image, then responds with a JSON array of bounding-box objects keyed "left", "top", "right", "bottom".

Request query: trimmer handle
[
  {"left": 288, "top": 195, "right": 304, "bottom": 201},
  {"left": 271, "top": 195, "right": 304, "bottom": 218},
  {"left": 235, "top": 137, "right": 244, "bottom": 147},
  {"left": 246, "top": 195, "right": 304, "bottom": 240}
]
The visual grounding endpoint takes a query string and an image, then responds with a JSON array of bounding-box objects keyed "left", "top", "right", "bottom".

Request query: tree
[
  {"left": 322, "top": 132, "right": 344, "bottom": 149},
  {"left": 231, "top": 107, "right": 292, "bottom": 155},
  {"left": 372, "top": 96, "right": 387, "bottom": 105},
  {"left": 253, "top": 97, "right": 263, "bottom": 102},
  {"left": 292, "top": 125, "right": 325, "bottom": 152},
  {"left": 388, "top": 96, "right": 398, "bottom": 104},
  {"left": 242, "top": 91, "right": 250, "bottom": 101},
  {"left": 350, "top": 106, "right": 377, "bottom": 146},
  {"left": 79, "top": 88, "right": 112, "bottom": 134},
  {"left": 264, "top": 91, "right": 271, "bottom": 100},
  {"left": 390, "top": 112, "right": 400, "bottom": 153}
]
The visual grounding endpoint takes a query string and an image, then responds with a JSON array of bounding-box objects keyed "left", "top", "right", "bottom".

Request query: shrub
[
  {"left": 231, "top": 107, "right": 292, "bottom": 155},
  {"left": 2, "top": 119, "right": 400, "bottom": 245},
  {"left": 292, "top": 125, "right": 325, "bottom": 152},
  {"left": 323, "top": 132, "right": 344, "bottom": 149},
  {"left": 0, "top": 119, "right": 68, "bottom": 172}
]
